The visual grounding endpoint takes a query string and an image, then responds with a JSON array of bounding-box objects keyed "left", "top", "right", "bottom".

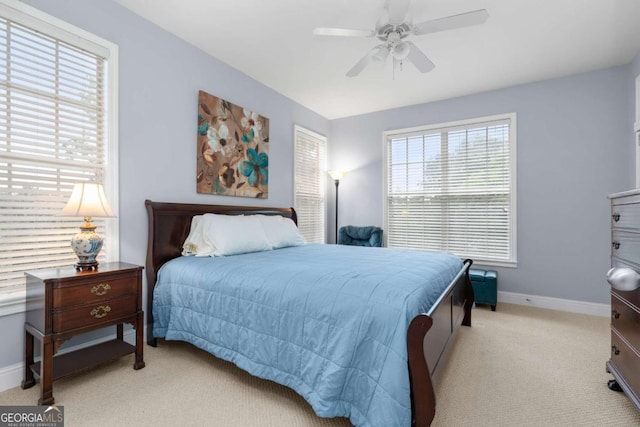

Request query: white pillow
[
  {"left": 256, "top": 215, "right": 306, "bottom": 249},
  {"left": 201, "top": 213, "right": 271, "bottom": 256},
  {"left": 181, "top": 215, "right": 216, "bottom": 257}
]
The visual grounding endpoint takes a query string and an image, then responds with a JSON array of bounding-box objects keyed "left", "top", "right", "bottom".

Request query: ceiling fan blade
[
  {"left": 413, "top": 9, "right": 489, "bottom": 36},
  {"left": 405, "top": 41, "right": 435, "bottom": 73},
  {"left": 346, "top": 55, "right": 371, "bottom": 77},
  {"left": 386, "top": 0, "right": 410, "bottom": 25},
  {"left": 313, "top": 27, "right": 375, "bottom": 37},
  {"left": 346, "top": 44, "right": 387, "bottom": 77}
]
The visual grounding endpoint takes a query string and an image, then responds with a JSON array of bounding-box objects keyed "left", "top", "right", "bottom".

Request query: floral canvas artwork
[{"left": 197, "top": 90, "right": 269, "bottom": 198}]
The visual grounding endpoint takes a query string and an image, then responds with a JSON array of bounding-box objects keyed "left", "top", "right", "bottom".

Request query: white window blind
[
  {"left": 294, "top": 125, "right": 326, "bottom": 243},
  {"left": 0, "top": 2, "right": 117, "bottom": 295},
  {"left": 384, "top": 114, "right": 516, "bottom": 266}
]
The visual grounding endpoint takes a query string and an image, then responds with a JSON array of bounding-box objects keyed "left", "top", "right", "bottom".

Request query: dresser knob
[
  {"left": 612, "top": 310, "right": 620, "bottom": 319},
  {"left": 612, "top": 213, "right": 620, "bottom": 222},
  {"left": 90, "top": 305, "right": 111, "bottom": 319},
  {"left": 612, "top": 345, "right": 620, "bottom": 356},
  {"left": 612, "top": 241, "right": 620, "bottom": 250},
  {"left": 90, "top": 283, "right": 111, "bottom": 296}
]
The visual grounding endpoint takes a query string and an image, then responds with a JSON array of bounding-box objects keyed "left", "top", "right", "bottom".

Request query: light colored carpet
[{"left": 1, "top": 303, "right": 639, "bottom": 426}]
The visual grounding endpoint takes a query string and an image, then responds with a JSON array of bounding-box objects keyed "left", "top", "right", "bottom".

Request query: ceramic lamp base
[{"left": 71, "top": 222, "right": 104, "bottom": 271}]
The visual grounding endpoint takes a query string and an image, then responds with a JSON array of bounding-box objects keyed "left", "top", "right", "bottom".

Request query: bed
[{"left": 144, "top": 200, "right": 474, "bottom": 426}]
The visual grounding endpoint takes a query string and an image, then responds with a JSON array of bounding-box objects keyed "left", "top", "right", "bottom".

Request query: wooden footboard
[
  {"left": 408, "top": 259, "right": 474, "bottom": 426},
  {"left": 145, "top": 200, "right": 473, "bottom": 426}
]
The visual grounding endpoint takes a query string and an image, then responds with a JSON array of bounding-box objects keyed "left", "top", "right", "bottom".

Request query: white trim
[
  {"left": 634, "top": 75, "right": 640, "bottom": 132},
  {"left": 293, "top": 124, "right": 326, "bottom": 145},
  {"left": 0, "top": 0, "right": 113, "bottom": 57},
  {"left": 105, "top": 40, "right": 120, "bottom": 263},
  {"left": 0, "top": 290, "right": 25, "bottom": 317},
  {"left": 293, "top": 124, "right": 328, "bottom": 244},
  {"left": 0, "top": 361, "right": 23, "bottom": 393},
  {"left": 384, "top": 113, "right": 512, "bottom": 139},
  {"left": 382, "top": 113, "right": 518, "bottom": 264},
  {"left": 0, "top": 327, "right": 145, "bottom": 392},
  {"left": 497, "top": 291, "right": 610, "bottom": 317},
  {"left": 0, "top": 0, "right": 120, "bottom": 311},
  {"left": 635, "top": 75, "right": 639, "bottom": 186}
]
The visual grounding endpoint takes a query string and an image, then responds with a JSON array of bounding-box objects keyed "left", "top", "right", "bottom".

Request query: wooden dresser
[
  {"left": 608, "top": 190, "right": 640, "bottom": 410},
  {"left": 22, "top": 262, "right": 145, "bottom": 405}
]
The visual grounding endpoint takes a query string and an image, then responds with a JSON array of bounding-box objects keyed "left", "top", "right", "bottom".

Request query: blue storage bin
[{"left": 469, "top": 268, "right": 498, "bottom": 311}]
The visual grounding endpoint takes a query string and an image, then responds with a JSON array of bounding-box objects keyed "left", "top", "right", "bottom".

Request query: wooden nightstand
[{"left": 21, "top": 262, "right": 145, "bottom": 405}]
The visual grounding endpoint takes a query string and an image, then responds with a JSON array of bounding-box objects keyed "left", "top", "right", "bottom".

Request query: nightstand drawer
[
  {"left": 53, "top": 297, "right": 136, "bottom": 332},
  {"left": 53, "top": 276, "right": 137, "bottom": 309}
]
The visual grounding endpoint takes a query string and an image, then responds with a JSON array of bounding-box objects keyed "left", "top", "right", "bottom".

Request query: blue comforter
[{"left": 153, "top": 243, "right": 462, "bottom": 427}]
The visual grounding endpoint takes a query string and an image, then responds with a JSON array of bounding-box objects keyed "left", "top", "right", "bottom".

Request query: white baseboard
[
  {"left": 0, "top": 327, "right": 143, "bottom": 393},
  {"left": 0, "top": 361, "right": 24, "bottom": 393},
  {"left": 497, "top": 291, "right": 610, "bottom": 317}
]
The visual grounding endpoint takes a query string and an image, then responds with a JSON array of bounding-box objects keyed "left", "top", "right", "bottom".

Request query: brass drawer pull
[
  {"left": 612, "top": 345, "right": 620, "bottom": 356},
  {"left": 612, "top": 310, "right": 620, "bottom": 319},
  {"left": 91, "top": 283, "right": 111, "bottom": 296},
  {"left": 90, "top": 305, "right": 111, "bottom": 319},
  {"left": 612, "top": 212, "right": 620, "bottom": 222},
  {"left": 612, "top": 241, "right": 620, "bottom": 250}
]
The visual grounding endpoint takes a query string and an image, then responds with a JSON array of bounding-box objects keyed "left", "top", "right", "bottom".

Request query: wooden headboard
[{"left": 144, "top": 200, "right": 297, "bottom": 344}]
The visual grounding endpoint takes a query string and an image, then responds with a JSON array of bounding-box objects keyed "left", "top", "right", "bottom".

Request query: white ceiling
[{"left": 115, "top": 0, "right": 640, "bottom": 120}]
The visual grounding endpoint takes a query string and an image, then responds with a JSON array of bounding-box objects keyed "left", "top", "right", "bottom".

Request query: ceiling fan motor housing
[{"left": 376, "top": 23, "right": 411, "bottom": 42}]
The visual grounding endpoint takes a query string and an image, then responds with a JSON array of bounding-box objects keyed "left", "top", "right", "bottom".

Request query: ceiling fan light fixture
[
  {"left": 372, "top": 46, "right": 390, "bottom": 62},
  {"left": 392, "top": 41, "right": 410, "bottom": 60}
]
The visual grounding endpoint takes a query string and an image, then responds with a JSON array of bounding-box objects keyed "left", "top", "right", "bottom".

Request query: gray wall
[
  {"left": 0, "top": 0, "right": 637, "bottom": 375},
  {"left": 328, "top": 66, "right": 633, "bottom": 304},
  {"left": 0, "top": 0, "right": 329, "bottom": 370},
  {"left": 632, "top": 52, "right": 640, "bottom": 139},
  {"left": 631, "top": 52, "right": 640, "bottom": 80}
]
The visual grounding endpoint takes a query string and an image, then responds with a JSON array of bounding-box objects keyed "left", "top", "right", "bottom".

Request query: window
[
  {"left": 294, "top": 125, "right": 327, "bottom": 243},
  {"left": 384, "top": 114, "right": 516, "bottom": 266},
  {"left": 0, "top": 1, "right": 118, "bottom": 313}
]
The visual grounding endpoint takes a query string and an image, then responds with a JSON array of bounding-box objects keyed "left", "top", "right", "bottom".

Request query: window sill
[
  {"left": 471, "top": 259, "right": 518, "bottom": 269},
  {"left": 0, "top": 289, "right": 26, "bottom": 317}
]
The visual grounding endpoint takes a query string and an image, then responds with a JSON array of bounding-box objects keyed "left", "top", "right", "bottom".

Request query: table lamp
[{"left": 60, "top": 183, "right": 115, "bottom": 271}]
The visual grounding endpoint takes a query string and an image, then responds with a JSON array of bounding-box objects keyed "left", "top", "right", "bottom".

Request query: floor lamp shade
[
  {"left": 61, "top": 183, "right": 115, "bottom": 271},
  {"left": 328, "top": 170, "right": 346, "bottom": 181}
]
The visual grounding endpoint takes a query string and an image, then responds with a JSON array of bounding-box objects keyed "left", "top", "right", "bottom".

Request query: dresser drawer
[
  {"left": 53, "top": 297, "right": 136, "bottom": 332},
  {"left": 611, "top": 230, "right": 640, "bottom": 266},
  {"left": 611, "top": 294, "right": 640, "bottom": 348},
  {"left": 612, "top": 201, "right": 640, "bottom": 231},
  {"left": 611, "top": 329, "right": 640, "bottom": 395}
]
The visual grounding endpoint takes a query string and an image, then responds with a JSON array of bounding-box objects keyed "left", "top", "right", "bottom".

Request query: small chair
[{"left": 338, "top": 226, "right": 383, "bottom": 247}]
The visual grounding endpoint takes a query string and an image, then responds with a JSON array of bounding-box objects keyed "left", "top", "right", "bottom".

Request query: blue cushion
[{"left": 338, "top": 226, "right": 383, "bottom": 247}]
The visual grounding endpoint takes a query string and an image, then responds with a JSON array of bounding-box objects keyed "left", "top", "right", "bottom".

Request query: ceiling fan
[{"left": 313, "top": 0, "right": 489, "bottom": 77}]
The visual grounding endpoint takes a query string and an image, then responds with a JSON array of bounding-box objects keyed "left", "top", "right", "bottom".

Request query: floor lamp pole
[
  {"left": 328, "top": 170, "right": 346, "bottom": 244},
  {"left": 334, "top": 179, "right": 339, "bottom": 244}
]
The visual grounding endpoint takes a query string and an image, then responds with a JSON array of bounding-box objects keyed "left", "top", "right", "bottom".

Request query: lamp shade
[
  {"left": 61, "top": 183, "right": 115, "bottom": 218},
  {"left": 328, "top": 170, "right": 346, "bottom": 181}
]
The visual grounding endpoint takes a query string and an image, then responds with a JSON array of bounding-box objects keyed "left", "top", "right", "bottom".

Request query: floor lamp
[{"left": 328, "top": 170, "right": 346, "bottom": 244}]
